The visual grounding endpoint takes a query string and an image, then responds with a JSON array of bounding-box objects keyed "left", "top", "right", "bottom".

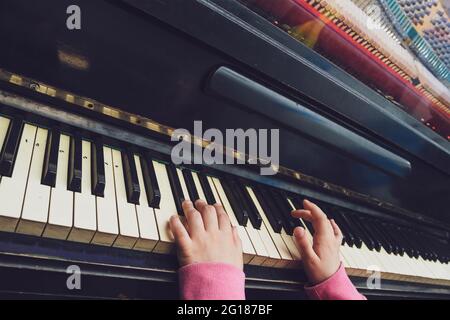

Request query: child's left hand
[{"left": 169, "top": 199, "right": 243, "bottom": 270}]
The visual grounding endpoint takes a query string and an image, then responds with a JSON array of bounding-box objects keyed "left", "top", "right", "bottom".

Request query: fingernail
[{"left": 295, "top": 227, "right": 305, "bottom": 237}]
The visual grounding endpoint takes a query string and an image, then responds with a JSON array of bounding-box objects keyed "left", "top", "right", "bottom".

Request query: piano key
[
  {"left": 140, "top": 153, "right": 161, "bottom": 208},
  {"left": 220, "top": 178, "right": 249, "bottom": 226},
  {"left": 91, "top": 146, "right": 118, "bottom": 246},
  {"left": 67, "top": 140, "right": 97, "bottom": 243},
  {"left": 337, "top": 211, "right": 362, "bottom": 248},
  {"left": 209, "top": 176, "right": 258, "bottom": 264},
  {"left": 133, "top": 154, "right": 159, "bottom": 251},
  {"left": 197, "top": 172, "right": 215, "bottom": 205},
  {"left": 345, "top": 212, "right": 375, "bottom": 250},
  {"left": 0, "top": 124, "right": 36, "bottom": 232},
  {"left": 370, "top": 220, "right": 394, "bottom": 254},
  {"left": 269, "top": 190, "right": 297, "bottom": 235},
  {"left": 41, "top": 128, "right": 60, "bottom": 188},
  {"left": 252, "top": 186, "right": 283, "bottom": 233},
  {"left": 166, "top": 164, "right": 185, "bottom": 215},
  {"left": 176, "top": 167, "right": 190, "bottom": 201},
  {"left": 0, "top": 116, "right": 11, "bottom": 154},
  {"left": 17, "top": 127, "right": 50, "bottom": 236},
  {"left": 328, "top": 210, "right": 355, "bottom": 247},
  {"left": 121, "top": 149, "right": 140, "bottom": 204},
  {"left": 241, "top": 186, "right": 280, "bottom": 266},
  {"left": 357, "top": 216, "right": 383, "bottom": 252},
  {"left": 190, "top": 171, "right": 207, "bottom": 202},
  {"left": 378, "top": 221, "right": 402, "bottom": 255},
  {"left": 182, "top": 169, "right": 199, "bottom": 201},
  {"left": 43, "top": 134, "right": 74, "bottom": 240},
  {"left": 0, "top": 116, "right": 23, "bottom": 177},
  {"left": 112, "top": 149, "right": 140, "bottom": 249},
  {"left": 247, "top": 186, "right": 293, "bottom": 267},
  {"left": 234, "top": 180, "right": 263, "bottom": 229},
  {"left": 289, "top": 196, "right": 314, "bottom": 233},
  {"left": 67, "top": 135, "right": 82, "bottom": 193},
  {"left": 152, "top": 161, "right": 179, "bottom": 253},
  {"left": 91, "top": 138, "right": 106, "bottom": 197}
]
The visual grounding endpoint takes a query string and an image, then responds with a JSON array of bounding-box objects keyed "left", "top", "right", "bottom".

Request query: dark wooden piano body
[{"left": 0, "top": 0, "right": 449, "bottom": 299}]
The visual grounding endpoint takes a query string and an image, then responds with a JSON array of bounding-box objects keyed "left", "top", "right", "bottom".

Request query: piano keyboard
[{"left": 0, "top": 114, "right": 449, "bottom": 287}]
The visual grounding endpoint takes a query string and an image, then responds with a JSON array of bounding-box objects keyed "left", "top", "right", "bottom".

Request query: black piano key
[
  {"left": 166, "top": 164, "right": 185, "bottom": 216},
  {"left": 253, "top": 186, "right": 283, "bottom": 233},
  {"left": 281, "top": 194, "right": 302, "bottom": 229},
  {"left": 233, "top": 180, "right": 262, "bottom": 229},
  {"left": 182, "top": 169, "right": 199, "bottom": 202},
  {"left": 121, "top": 149, "right": 140, "bottom": 204},
  {"left": 369, "top": 219, "right": 393, "bottom": 253},
  {"left": 68, "top": 135, "right": 82, "bottom": 193},
  {"left": 269, "top": 190, "right": 297, "bottom": 235},
  {"left": 345, "top": 213, "right": 375, "bottom": 250},
  {"left": 140, "top": 155, "right": 161, "bottom": 208},
  {"left": 378, "top": 222, "right": 401, "bottom": 255},
  {"left": 41, "top": 128, "right": 60, "bottom": 187},
  {"left": 0, "top": 116, "right": 23, "bottom": 177},
  {"left": 356, "top": 216, "right": 382, "bottom": 251},
  {"left": 91, "top": 139, "right": 106, "bottom": 197},
  {"left": 395, "top": 227, "right": 417, "bottom": 258},
  {"left": 198, "top": 173, "right": 216, "bottom": 205},
  {"left": 220, "top": 178, "right": 248, "bottom": 226},
  {"left": 328, "top": 210, "right": 355, "bottom": 247},
  {"left": 337, "top": 211, "right": 362, "bottom": 248},
  {"left": 384, "top": 223, "right": 405, "bottom": 256},
  {"left": 292, "top": 196, "right": 316, "bottom": 235}
]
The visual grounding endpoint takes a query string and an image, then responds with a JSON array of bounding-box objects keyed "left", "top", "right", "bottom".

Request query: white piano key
[
  {"left": 0, "top": 124, "right": 37, "bottom": 232},
  {"left": 176, "top": 168, "right": 190, "bottom": 200},
  {"left": 44, "top": 134, "right": 73, "bottom": 240},
  {"left": 68, "top": 140, "right": 97, "bottom": 243},
  {"left": 191, "top": 171, "right": 207, "bottom": 202},
  {"left": 111, "top": 149, "right": 139, "bottom": 249},
  {"left": 208, "top": 176, "right": 256, "bottom": 264},
  {"left": 247, "top": 186, "right": 293, "bottom": 268},
  {"left": 17, "top": 127, "right": 50, "bottom": 236},
  {"left": 152, "top": 161, "right": 178, "bottom": 254},
  {"left": 0, "top": 117, "right": 10, "bottom": 154},
  {"left": 92, "top": 147, "right": 119, "bottom": 246},
  {"left": 244, "top": 186, "right": 281, "bottom": 267},
  {"left": 133, "top": 155, "right": 159, "bottom": 252}
]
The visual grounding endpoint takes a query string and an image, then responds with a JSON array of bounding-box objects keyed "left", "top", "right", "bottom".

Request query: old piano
[{"left": 0, "top": 0, "right": 449, "bottom": 299}]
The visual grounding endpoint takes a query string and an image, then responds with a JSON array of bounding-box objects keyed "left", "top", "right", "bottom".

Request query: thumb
[{"left": 293, "top": 227, "right": 318, "bottom": 261}]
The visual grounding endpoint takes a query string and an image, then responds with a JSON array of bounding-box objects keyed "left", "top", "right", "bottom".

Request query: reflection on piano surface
[{"left": 0, "top": 0, "right": 449, "bottom": 299}]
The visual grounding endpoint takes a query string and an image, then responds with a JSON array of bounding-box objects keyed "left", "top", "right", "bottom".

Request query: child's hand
[
  {"left": 291, "top": 199, "right": 343, "bottom": 285},
  {"left": 169, "top": 199, "right": 243, "bottom": 270}
]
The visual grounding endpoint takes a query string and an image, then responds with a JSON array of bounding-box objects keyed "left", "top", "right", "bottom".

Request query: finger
[
  {"left": 195, "top": 199, "right": 218, "bottom": 231},
  {"left": 330, "top": 219, "right": 343, "bottom": 244},
  {"left": 169, "top": 215, "right": 191, "bottom": 250},
  {"left": 293, "top": 226, "right": 318, "bottom": 262},
  {"left": 214, "top": 203, "right": 231, "bottom": 231},
  {"left": 291, "top": 209, "right": 313, "bottom": 221},
  {"left": 182, "top": 200, "right": 205, "bottom": 234},
  {"left": 302, "top": 199, "right": 330, "bottom": 234}
]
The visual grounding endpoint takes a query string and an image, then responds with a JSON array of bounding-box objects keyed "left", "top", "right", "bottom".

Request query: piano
[{"left": 0, "top": 0, "right": 449, "bottom": 299}]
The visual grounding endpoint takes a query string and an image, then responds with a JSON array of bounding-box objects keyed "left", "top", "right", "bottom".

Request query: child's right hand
[{"left": 291, "top": 199, "right": 343, "bottom": 285}]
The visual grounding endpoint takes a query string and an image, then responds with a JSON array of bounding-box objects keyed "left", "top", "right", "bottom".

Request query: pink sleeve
[
  {"left": 178, "top": 262, "right": 246, "bottom": 300},
  {"left": 304, "top": 263, "right": 366, "bottom": 300}
]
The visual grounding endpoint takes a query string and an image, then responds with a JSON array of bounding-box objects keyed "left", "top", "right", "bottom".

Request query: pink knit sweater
[{"left": 179, "top": 262, "right": 366, "bottom": 300}]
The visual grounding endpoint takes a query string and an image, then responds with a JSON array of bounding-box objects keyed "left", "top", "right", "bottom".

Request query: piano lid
[{"left": 234, "top": 0, "right": 450, "bottom": 142}]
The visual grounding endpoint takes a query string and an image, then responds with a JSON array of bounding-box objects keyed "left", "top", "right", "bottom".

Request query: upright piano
[{"left": 0, "top": 0, "right": 449, "bottom": 299}]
